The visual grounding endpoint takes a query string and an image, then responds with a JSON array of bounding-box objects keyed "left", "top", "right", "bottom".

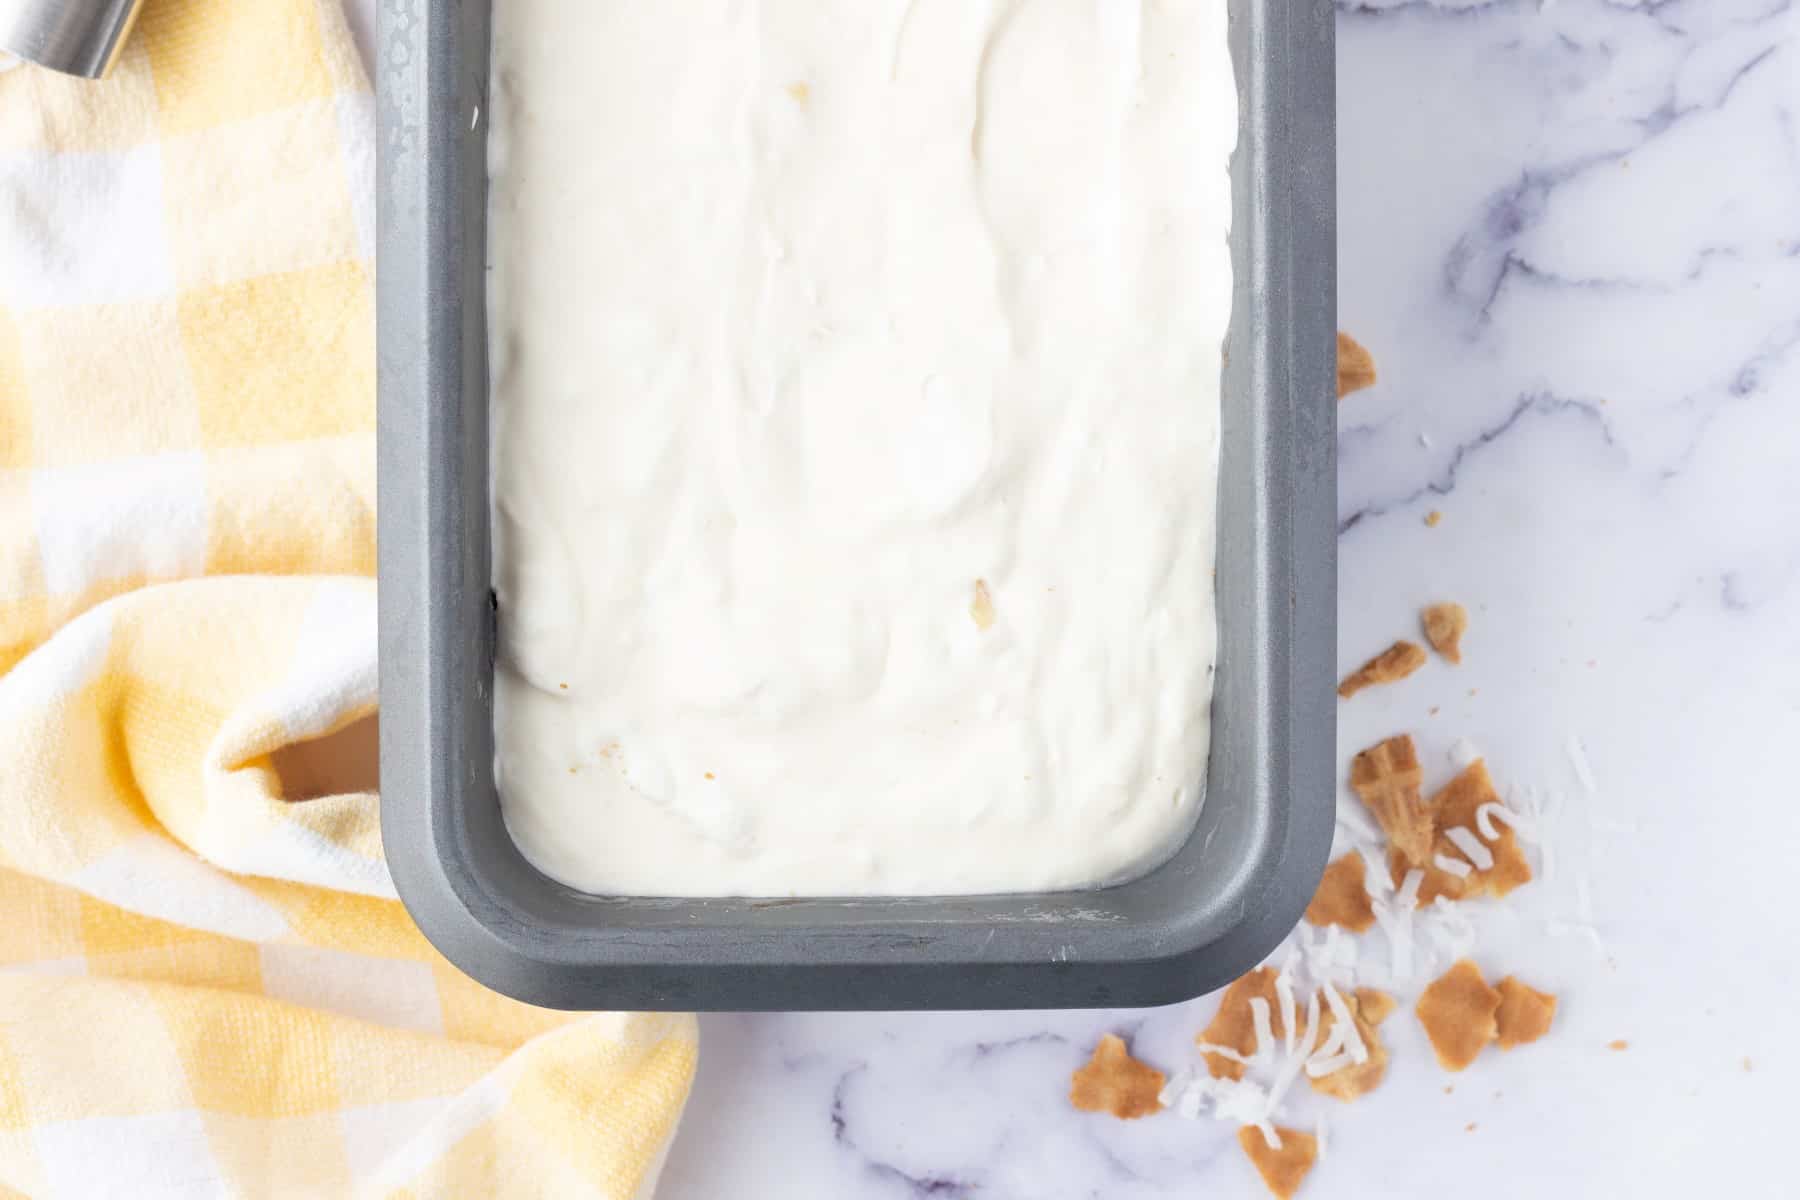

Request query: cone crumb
[
  {"left": 1337, "top": 333, "right": 1377, "bottom": 399},
  {"left": 1239, "top": 1126, "right": 1318, "bottom": 1199},
  {"left": 1070, "top": 1035, "right": 1165, "bottom": 1119}
]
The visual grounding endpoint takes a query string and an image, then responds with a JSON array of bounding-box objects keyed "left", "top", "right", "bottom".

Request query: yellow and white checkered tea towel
[{"left": 0, "top": 2, "right": 697, "bottom": 1196}]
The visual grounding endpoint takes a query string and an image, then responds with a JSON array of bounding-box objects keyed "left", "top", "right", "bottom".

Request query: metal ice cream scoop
[{"left": 0, "top": 0, "right": 145, "bottom": 79}]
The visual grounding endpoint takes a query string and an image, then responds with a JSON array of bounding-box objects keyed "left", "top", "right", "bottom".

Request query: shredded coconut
[
  {"left": 1305, "top": 1051, "right": 1356, "bottom": 1078},
  {"left": 1566, "top": 735, "right": 1597, "bottom": 795},
  {"left": 1476, "top": 801, "right": 1538, "bottom": 843},
  {"left": 1194, "top": 1042, "right": 1253, "bottom": 1067},
  {"left": 1323, "top": 924, "right": 1358, "bottom": 975},
  {"left": 1161, "top": 1067, "right": 1206, "bottom": 1119},
  {"left": 1449, "top": 737, "right": 1481, "bottom": 769},
  {"left": 1512, "top": 784, "right": 1555, "bottom": 881},
  {"left": 1321, "top": 982, "right": 1369, "bottom": 1063},
  {"left": 1433, "top": 853, "right": 1473, "bottom": 878},
  {"left": 1444, "top": 826, "right": 1495, "bottom": 870},
  {"left": 1263, "top": 990, "right": 1322, "bottom": 1121},
  {"left": 1359, "top": 845, "right": 1392, "bottom": 895},
  {"left": 1309, "top": 1021, "right": 1348, "bottom": 1064},
  {"left": 1299, "top": 923, "right": 1359, "bottom": 993},
  {"left": 1546, "top": 919, "right": 1608, "bottom": 957},
  {"left": 1324, "top": 925, "right": 1346, "bottom": 966},
  {"left": 1424, "top": 897, "right": 1477, "bottom": 963},
  {"left": 1275, "top": 965, "right": 1298, "bottom": 1057},
  {"left": 1168, "top": 922, "right": 1397, "bottom": 1143},
  {"left": 1396, "top": 869, "right": 1425, "bottom": 910},
  {"left": 1370, "top": 888, "right": 1418, "bottom": 983},
  {"left": 1215, "top": 1073, "right": 1277, "bottom": 1127},
  {"left": 1250, "top": 998, "right": 1276, "bottom": 1064},
  {"left": 1219, "top": 1079, "right": 1274, "bottom": 1126}
]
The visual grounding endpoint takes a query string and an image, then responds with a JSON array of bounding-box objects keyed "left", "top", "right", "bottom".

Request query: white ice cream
[{"left": 489, "top": 0, "right": 1235, "bottom": 897}]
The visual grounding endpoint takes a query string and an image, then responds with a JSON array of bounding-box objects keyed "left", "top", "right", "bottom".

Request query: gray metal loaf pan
[{"left": 376, "top": 0, "right": 1335, "bottom": 1011}]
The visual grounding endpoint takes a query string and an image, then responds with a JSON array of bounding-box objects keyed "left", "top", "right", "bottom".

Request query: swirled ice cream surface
[{"left": 489, "top": 0, "right": 1234, "bottom": 896}]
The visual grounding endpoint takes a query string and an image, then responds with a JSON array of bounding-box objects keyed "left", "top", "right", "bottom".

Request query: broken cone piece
[
  {"left": 1416, "top": 959, "right": 1502, "bottom": 1072},
  {"left": 1309, "top": 987, "right": 1396, "bottom": 1102},
  {"left": 1355, "top": 987, "right": 1398, "bottom": 1026},
  {"left": 1349, "top": 734, "right": 1434, "bottom": 867},
  {"left": 1239, "top": 1125, "right": 1319, "bottom": 1199},
  {"left": 1336, "top": 332, "right": 1377, "bottom": 399},
  {"left": 1069, "top": 1034, "right": 1165, "bottom": 1119},
  {"left": 1197, "top": 967, "right": 1282, "bottom": 1081},
  {"left": 1392, "top": 759, "right": 1532, "bottom": 904},
  {"left": 1338, "top": 641, "right": 1428, "bottom": 699},
  {"left": 1422, "top": 602, "right": 1469, "bottom": 664},
  {"left": 1494, "top": 976, "right": 1557, "bottom": 1050},
  {"left": 1303, "top": 854, "right": 1375, "bottom": 934}
]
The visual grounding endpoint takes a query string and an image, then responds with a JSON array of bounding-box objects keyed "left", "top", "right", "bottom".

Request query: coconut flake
[
  {"left": 1449, "top": 737, "right": 1481, "bottom": 769},
  {"left": 1300, "top": 924, "right": 1357, "bottom": 992},
  {"left": 1566, "top": 735, "right": 1597, "bottom": 795},
  {"left": 1433, "top": 853, "right": 1474, "bottom": 878},
  {"left": 1158, "top": 1067, "right": 1190, "bottom": 1110},
  {"left": 1359, "top": 845, "right": 1393, "bottom": 895},
  {"left": 1511, "top": 782, "right": 1550, "bottom": 834},
  {"left": 1396, "top": 869, "right": 1425, "bottom": 910},
  {"left": 1371, "top": 894, "right": 1416, "bottom": 983},
  {"left": 1250, "top": 997, "right": 1276, "bottom": 1063},
  {"left": 1476, "top": 801, "right": 1538, "bottom": 843},
  {"left": 1444, "top": 826, "right": 1495, "bottom": 870},
  {"left": 1161, "top": 1056, "right": 1293, "bottom": 1131},
  {"left": 1221, "top": 1079, "right": 1274, "bottom": 1125},
  {"left": 1275, "top": 968, "right": 1298, "bottom": 1056},
  {"left": 1425, "top": 896, "right": 1477, "bottom": 961},
  {"left": 1323, "top": 923, "right": 1358, "bottom": 976},
  {"left": 1389, "top": 913, "right": 1418, "bottom": 978},
  {"left": 1322, "top": 982, "right": 1369, "bottom": 1063},
  {"left": 1324, "top": 925, "right": 1347, "bottom": 969},
  {"left": 1546, "top": 919, "right": 1608, "bottom": 957},
  {"left": 1305, "top": 1051, "right": 1356, "bottom": 1078},
  {"left": 1264, "top": 991, "right": 1322, "bottom": 1120},
  {"left": 1310, "top": 1020, "right": 1349, "bottom": 1064},
  {"left": 1194, "top": 1042, "right": 1254, "bottom": 1067},
  {"left": 1513, "top": 783, "right": 1556, "bottom": 881},
  {"left": 1256, "top": 1121, "right": 1282, "bottom": 1151},
  {"left": 1337, "top": 933, "right": 1360, "bottom": 975},
  {"left": 1207, "top": 1071, "right": 1276, "bottom": 1128}
]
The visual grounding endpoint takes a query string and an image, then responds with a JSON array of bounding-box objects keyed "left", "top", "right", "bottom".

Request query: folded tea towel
[{"left": 0, "top": 3, "right": 696, "bottom": 1196}]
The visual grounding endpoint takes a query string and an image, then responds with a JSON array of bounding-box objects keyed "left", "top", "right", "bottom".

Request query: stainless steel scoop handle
[{"left": 0, "top": 0, "right": 145, "bottom": 79}]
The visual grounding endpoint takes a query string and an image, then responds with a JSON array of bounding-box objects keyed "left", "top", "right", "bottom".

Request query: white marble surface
[{"left": 357, "top": 1, "right": 1799, "bottom": 1194}]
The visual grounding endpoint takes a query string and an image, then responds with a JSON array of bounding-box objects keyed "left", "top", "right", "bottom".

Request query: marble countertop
[{"left": 351, "top": 1, "right": 1797, "bottom": 1194}]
